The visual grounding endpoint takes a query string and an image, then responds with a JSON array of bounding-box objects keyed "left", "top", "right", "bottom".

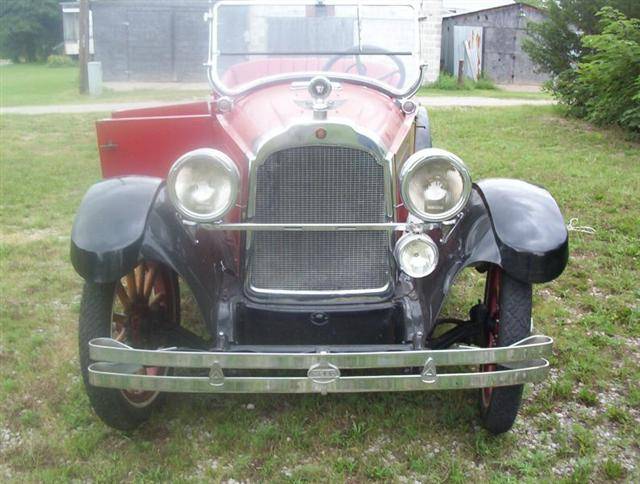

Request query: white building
[
  {"left": 60, "top": 2, "right": 94, "bottom": 56},
  {"left": 419, "top": 0, "right": 445, "bottom": 83}
]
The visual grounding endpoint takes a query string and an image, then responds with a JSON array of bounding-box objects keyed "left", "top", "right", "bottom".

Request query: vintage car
[{"left": 71, "top": 1, "right": 568, "bottom": 433}]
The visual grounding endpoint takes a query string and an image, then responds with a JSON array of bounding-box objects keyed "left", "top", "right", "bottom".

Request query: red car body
[
  {"left": 71, "top": 2, "right": 567, "bottom": 433},
  {"left": 97, "top": 84, "right": 413, "bottom": 209}
]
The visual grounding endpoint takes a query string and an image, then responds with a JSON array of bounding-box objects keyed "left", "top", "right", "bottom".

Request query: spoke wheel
[
  {"left": 480, "top": 267, "right": 501, "bottom": 407},
  {"left": 112, "top": 262, "right": 178, "bottom": 407},
  {"left": 78, "top": 261, "right": 179, "bottom": 430}
]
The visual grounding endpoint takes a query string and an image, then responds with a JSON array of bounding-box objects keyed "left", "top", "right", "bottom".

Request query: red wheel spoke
[
  {"left": 112, "top": 312, "right": 127, "bottom": 325},
  {"left": 125, "top": 272, "right": 137, "bottom": 300},
  {"left": 111, "top": 262, "right": 175, "bottom": 407},
  {"left": 143, "top": 263, "right": 158, "bottom": 301},
  {"left": 149, "top": 292, "right": 166, "bottom": 308},
  {"left": 115, "top": 282, "right": 132, "bottom": 310},
  {"left": 135, "top": 264, "right": 145, "bottom": 298}
]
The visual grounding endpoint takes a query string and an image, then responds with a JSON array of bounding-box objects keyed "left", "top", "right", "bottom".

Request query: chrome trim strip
[
  {"left": 202, "top": 222, "right": 409, "bottom": 232},
  {"left": 89, "top": 335, "right": 553, "bottom": 369},
  {"left": 88, "top": 360, "right": 550, "bottom": 393},
  {"left": 249, "top": 282, "right": 392, "bottom": 297}
]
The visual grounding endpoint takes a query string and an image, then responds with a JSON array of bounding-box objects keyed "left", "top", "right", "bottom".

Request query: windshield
[{"left": 209, "top": 1, "right": 422, "bottom": 97}]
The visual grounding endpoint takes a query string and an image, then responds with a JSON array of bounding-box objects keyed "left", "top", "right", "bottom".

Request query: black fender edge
[
  {"left": 71, "top": 176, "right": 163, "bottom": 283},
  {"left": 476, "top": 178, "right": 569, "bottom": 284}
]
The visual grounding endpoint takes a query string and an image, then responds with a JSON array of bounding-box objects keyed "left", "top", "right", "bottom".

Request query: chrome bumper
[{"left": 87, "top": 335, "right": 553, "bottom": 394}]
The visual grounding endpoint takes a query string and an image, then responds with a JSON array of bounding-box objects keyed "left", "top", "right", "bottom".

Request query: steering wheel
[{"left": 322, "top": 45, "right": 406, "bottom": 89}]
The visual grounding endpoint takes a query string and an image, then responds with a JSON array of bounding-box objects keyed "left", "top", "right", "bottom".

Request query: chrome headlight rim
[
  {"left": 394, "top": 233, "right": 439, "bottom": 279},
  {"left": 167, "top": 148, "right": 240, "bottom": 222},
  {"left": 400, "top": 148, "right": 472, "bottom": 222}
]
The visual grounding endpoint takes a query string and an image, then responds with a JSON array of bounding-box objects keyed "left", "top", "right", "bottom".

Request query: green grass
[
  {"left": 0, "top": 64, "right": 209, "bottom": 107},
  {"left": 1, "top": 106, "right": 638, "bottom": 482},
  {"left": 417, "top": 72, "right": 551, "bottom": 100},
  {"left": 1, "top": 63, "right": 550, "bottom": 107},
  {"left": 429, "top": 72, "right": 498, "bottom": 91},
  {"left": 418, "top": 87, "right": 552, "bottom": 100}
]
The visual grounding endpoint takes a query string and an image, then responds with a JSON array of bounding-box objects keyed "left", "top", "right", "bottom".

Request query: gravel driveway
[{"left": 1, "top": 97, "right": 554, "bottom": 115}]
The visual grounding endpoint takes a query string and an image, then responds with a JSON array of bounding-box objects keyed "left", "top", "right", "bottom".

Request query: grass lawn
[
  {"left": 1, "top": 106, "right": 638, "bottom": 482},
  {"left": 0, "top": 64, "right": 209, "bottom": 107},
  {"left": 417, "top": 87, "right": 551, "bottom": 100},
  {"left": 1, "top": 63, "right": 549, "bottom": 107}
]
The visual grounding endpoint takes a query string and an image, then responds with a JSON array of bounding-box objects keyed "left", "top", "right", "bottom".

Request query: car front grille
[{"left": 249, "top": 146, "right": 391, "bottom": 294}]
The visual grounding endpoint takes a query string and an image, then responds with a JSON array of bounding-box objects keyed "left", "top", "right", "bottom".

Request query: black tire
[
  {"left": 479, "top": 271, "right": 532, "bottom": 435},
  {"left": 79, "top": 282, "right": 157, "bottom": 430}
]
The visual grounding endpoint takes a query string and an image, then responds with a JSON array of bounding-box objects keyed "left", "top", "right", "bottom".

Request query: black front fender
[
  {"left": 417, "top": 180, "right": 568, "bottom": 333},
  {"left": 71, "top": 177, "right": 230, "bottom": 331},
  {"left": 476, "top": 178, "right": 569, "bottom": 284},
  {"left": 71, "top": 176, "right": 163, "bottom": 282}
]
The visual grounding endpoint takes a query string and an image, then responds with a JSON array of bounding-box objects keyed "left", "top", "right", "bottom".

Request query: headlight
[
  {"left": 167, "top": 148, "right": 239, "bottom": 222},
  {"left": 400, "top": 148, "right": 471, "bottom": 222},
  {"left": 394, "top": 233, "right": 439, "bottom": 278}
]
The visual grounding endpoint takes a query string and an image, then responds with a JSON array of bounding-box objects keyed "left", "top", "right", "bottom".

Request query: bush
[
  {"left": 557, "top": 8, "right": 640, "bottom": 132},
  {"left": 474, "top": 75, "right": 496, "bottom": 90},
  {"left": 430, "top": 73, "right": 472, "bottom": 90},
  {"left": 522, "top": 1, "right": 640, "bottom": 133},
  {"left": 429, "top": 73, "right": 496, "bottom": 91},
  {"left": 576, "top": 9, "right": 640, "bottom": 131},
  {"left": 46, "top": 55, "right": 76, "bottom": 68}
]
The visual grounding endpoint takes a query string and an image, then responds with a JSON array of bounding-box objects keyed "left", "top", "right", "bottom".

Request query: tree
[
  {"left": 523, "top": 0, "right": 640, "bottom": 78},
  {"left": 522, "top": 1, "right": 640, "bottom": 132},
  {"left": 0, "top": 0, "right": 62, "bottom": 62}
]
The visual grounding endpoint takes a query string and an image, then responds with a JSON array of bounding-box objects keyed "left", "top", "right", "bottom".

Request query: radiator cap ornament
[{"left": 308, "top": 76, "right": 332, "bottom": 100}]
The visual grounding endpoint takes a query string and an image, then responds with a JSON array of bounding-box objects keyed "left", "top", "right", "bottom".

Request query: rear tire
[{"left": 479, "top": 269, "right": 532, "bottom": 435}]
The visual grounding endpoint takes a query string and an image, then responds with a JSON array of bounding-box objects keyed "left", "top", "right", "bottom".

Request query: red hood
[
  {"left": 97, "top": 82, "right": 414, "bottom": 189},
  {"left": 218, "top": 83, "right": 414, "bottom": 159}
]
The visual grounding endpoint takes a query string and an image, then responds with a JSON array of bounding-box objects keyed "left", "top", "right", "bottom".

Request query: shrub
[
  {"left": 475, "top": 75, "right": 496, "bottom": 90},
  {"left": 46, "top": 54, "right": 76, "bottom": 68},
  {"left": 429, "top": 73, "right": 496, "bottom": 91},
  {"left": 523, "top": 1, "right": 640, "bottom": 133},
  {"left": 573, "top": 8, "right": 640, "bottom": 132},
  {"left": 523, "top": 0, "right": 640, "bottom": 80},
  {"left": 554, "top": 8, "right": 640, "bottom": 132},
  {"left": 430, "top": 73, "right": 472, "bottom": 90}
]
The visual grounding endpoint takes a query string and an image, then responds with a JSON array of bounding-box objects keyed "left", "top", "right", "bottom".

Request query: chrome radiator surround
[
  {"left": 244, "top": 121, "right": 396, "bottom": 301},
  {"left": 88, "top": 335, "right": 553, "bottom": 394}
]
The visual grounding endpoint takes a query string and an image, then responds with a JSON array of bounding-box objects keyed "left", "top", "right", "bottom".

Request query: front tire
[
  {"left": 78, "top": 262, "right": 179, "bottom": 430},
  {"left": 479, "top": 267, "right": 532, "bottom": 434}
]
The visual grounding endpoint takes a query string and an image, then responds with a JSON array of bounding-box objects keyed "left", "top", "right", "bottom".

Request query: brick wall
[{"left": 419, "top": 0, "right": 444, "bottom": 83}]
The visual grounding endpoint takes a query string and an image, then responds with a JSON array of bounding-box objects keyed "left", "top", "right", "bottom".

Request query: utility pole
[{"left": 78, "top": 0, "right": 90, "bottom": 94}]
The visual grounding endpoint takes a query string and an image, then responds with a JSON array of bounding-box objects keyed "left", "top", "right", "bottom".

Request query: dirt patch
[{"left": 0, "top": 228, "right": 65, "bottom": 245}]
